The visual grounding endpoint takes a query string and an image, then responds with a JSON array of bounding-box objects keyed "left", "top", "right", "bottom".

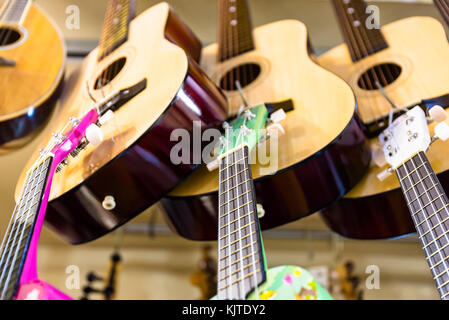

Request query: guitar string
[
  {"left": 0, "top": 161, "right": 41, "bottom": 299},
  {"left": 0, "top": 163, "right": 41, "bottom": 298},
  {"left": 217, "top": 155, "right": 224, "bottom": 300},
  {"left": 234, "top": 147, "right": 246, "bottom": 299},
  {"left": 241, "top": 146, "right": 260, "bottom": 299},
  {"left": 225, "top": 134, "right": 233, "bottom": 299},
  {"left": 0, "top": 0, "right": 29, "bottom": 48},
  {"left": 399, "top": 151, "right": 448, "bottom": 297},
  {"left": 333, "top": 0, "right": 384, "bottom": 125},
  {"left": 415, "top": 152, "right": 449, "bottom": 297},
  {"left": 0, "top": 0, "right": 16, "bottom": 46},
  {"left": 0, "top": 170, "right": 32, "bottom": 298}
]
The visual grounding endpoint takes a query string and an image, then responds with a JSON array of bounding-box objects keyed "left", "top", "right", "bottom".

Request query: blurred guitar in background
[{"left": 0, "top": 0, "right": 65, "bottom": 151}]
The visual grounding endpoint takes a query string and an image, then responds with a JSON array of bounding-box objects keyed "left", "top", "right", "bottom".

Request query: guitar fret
[
  {"left": 220, "top": 156, "right": 247, "bottom": 172},
  {"left": 417, "top": 204, "right": 449, "bottom": 228},
  {"left": 219, "top": 240, "right": 257, "bottom": 261},
  {"left": 220, "top": 189, "right": 251, "bottom": 207},
  {"left": 220, "top": 168, "right": 247, "bottom": 184},
  {"left": 420, "top": 216, "right": 449, "bottom": 238},
  {"left": 401, "top": 163, "right": 425, "bottom": 182},
  {"left": 219, "top": 201, "right": 253, "bottom": 224},
  {"left": 220, "top": 231, "right": 256, "bottom": 251},
  {"left": 423, "top": 232, "right": 447, "bottom": 250},
  {"left": 219, "top": 250, "right": 259, "bottom": 272},
  {"left": 412, "top": 193, "right": 445, "bottom": 217},
  {"left": 219, "top": 269, "right": 262, "bottom": 291},
  {"left": 219, "top": 214, "right": 252, "bottom": 239},
  {"left": 218, "top": 259, "right": 260, "bottom": 282},
  {"left": 219, "top": 179, "right": 250, "bottom": 196}
]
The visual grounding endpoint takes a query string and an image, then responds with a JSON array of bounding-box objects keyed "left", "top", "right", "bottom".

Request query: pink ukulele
[{"left": 0, "top": 81, "right": 145, "bottom": 300}]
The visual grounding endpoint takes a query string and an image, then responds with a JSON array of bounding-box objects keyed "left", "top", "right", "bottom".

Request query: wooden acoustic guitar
[
  {"left": 318, "top": 0, "right": 449, "bottom": 239},
  {"left": 0, "top": 99, "right": 128, "bottom": 300},
  {"left": 15, "top": 1, "right": 227, "bottom": 244},
  {"left": 372, "top": 105, "right": 449, "bottom": 299},
  {"left": 0, "top": 0, "right": 65, "bottom": 151},
  {"left": 210, "top": 103, "right": 332, "bottom": 300},
  {"left": 161, "top": 0, "right": 371, "bottom": 241}
]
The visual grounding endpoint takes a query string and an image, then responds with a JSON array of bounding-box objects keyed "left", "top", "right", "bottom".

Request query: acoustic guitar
[
  {"left": 161, "top": 0, "right": 370, "bottom": 241},
  {"left": 0, "top": 98, "right": 125, "bottom": 300},
  {"left": 15, "top": 1, "right": 227, "bottom": 244},
  {"left": 210, "top": 103, "right": 332, "bottom": 300},
  {"left": 371, "top": 105, "right": 449, "bottom": 299},
  {"left": 0, "top": 0, "right": 65, "bottom": 150},
  {"left": 319, "top": 0, "right": 449, "bottom": 239}
]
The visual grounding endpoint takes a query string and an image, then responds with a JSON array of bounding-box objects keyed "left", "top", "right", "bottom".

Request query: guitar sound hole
[
  {"left": 94, "top": 57, "right": 127, "bottom": 90},
  {"left": 0, "top": 28, "right": 21, "bottom": 47},
  {"left": 357, "top": 63, "right": 402, "bottom": 91},
  {"left": 219, "top": 63, "right": 261, "bottom": 91}
]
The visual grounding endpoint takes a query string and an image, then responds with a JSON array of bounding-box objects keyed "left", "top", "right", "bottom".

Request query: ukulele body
[
  {"left": 162, "top": 19, "right": 370, "bottom": 240},
  {"left": 213, "top": 265, "right": 332, "bottom": 300},
  {"left": 0, "top": 4, "right": 65, "bottom": 150},
  {"left": 319, "top": 17, "right": 449, "bottom": 239},
  {"left": 14, "top": 2, "right": 227, "bottom": 244}
]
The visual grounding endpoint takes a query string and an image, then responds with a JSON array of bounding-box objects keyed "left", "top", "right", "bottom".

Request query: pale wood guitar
[
  {"left": 319, "top": 0, "right": 449, "bottom": 239},
  {"left": 162, "top": 0, "right": 371, "bottom": 241},
  {"left": 0, "top": 0, "right": 65, "bottom": 151}
]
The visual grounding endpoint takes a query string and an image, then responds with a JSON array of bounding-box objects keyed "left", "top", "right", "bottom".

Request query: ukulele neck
[
  {"left": 434, "top": 0, "right": 449, "bottom": 27},
  {"left": 396, "top": 152, "right": 449, "bottom": 300},
  {"left": 0, "top": 156, "right": 53, "bottom": 300},
  {"left": 331, "top": 0, "right": 388, "bottom": 62},
  {"left": 98, "top": 0, "right": 135, "bottom": 61},
  {"left": 217, "top": 146, "right": 266, "bottom": 300},
  {"left": 218, "top": 0, "right": 255, "bottom": 62},
  {"left": 0, "top": 0, "right": 31, "bottom": 25}
]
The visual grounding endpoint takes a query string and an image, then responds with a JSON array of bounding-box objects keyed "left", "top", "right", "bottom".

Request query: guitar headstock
[
  {"left": 218, "top": 104, "right": 269, "bottom": 158},
  {"left": 376, "top": 105, "right": 449, "bottom": 180}
]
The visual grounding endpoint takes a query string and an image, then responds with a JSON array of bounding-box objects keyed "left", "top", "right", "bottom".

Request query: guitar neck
[
  {"left": 0, "top": 0, "right": 31, "bottom": 24},
  {"left": 331, "top": 0, "right": 388, "bottom": 62},
  {"left": 396, "top": 152, "right": 449, "bottom": 300},
  {"left": 218, "top": 0, "right": 255, "bottom": 62},
  {"left": 0, "top": 156, "right": 52, "bottom": 300},
  {"left": 217, "top": 146, "right": 266, "bottom": 300},
  {"left": 434, "top": 0, "right": 449, "bottom": 28},
  {"left": 97, "top": 0, "right": 135, "bottom": 61}
]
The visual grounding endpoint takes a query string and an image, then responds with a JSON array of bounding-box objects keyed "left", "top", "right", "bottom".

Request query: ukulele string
[
  {"left": 225, "top": 131, "right": 233, "bottom": 300},
  {"left": 333, "top": 0, "right": 383, "bottom": 125},
  {"left": 0, "top": 0, "right": 16, "bottom": 47}
]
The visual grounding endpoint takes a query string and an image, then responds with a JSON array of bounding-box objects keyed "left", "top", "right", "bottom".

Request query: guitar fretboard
[
  {"left": 217, "top": 146, "right": 265, "bottom": 300},
  {"left": 0, "top": 156, "right": 52, "bottom": 300},
  {"left": 218, "top": 0, "right": 255, "bottom": 62},
  {"left": 332, "top": 0, "right": 388, "bottom": 62},
  {"left": 434, "top": 0, "right": 449, "bottom": 27},
  {"left": 396, "top": 152, "right": 449, "bottom": 300},
  {"left": 97, "top": 0, "right": 135, "bottom": 62},
  {"left": 0, "top": 0, "right": 31, "bottom": 24}
]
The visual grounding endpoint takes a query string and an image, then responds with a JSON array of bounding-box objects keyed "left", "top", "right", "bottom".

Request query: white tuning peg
[
  {"left": 270, "top": 109, "right": 286, "bottom": 123},
  {"left": 266, "top": 123, "right": 285, "bottom": 136},
  {"left": 377, "top": 168, "right": 393, "bottom": 181},
  {"left": 434, "top": 121, "right": 449, "bottom": 141},
  {"left": 206, "top": 159, "right": 218, "bottom": 172},
  {"left": 429, "top": 105, "right": 447, "bottom": 123},
  {"left": 99, "top": 110, "right": 114, "bottom": 126},
  {"left": 372, "top": 147, "right": 387, "bottom": 167},
  {"left": 86, "top": 124, "right": 103, "bottom": 146}
]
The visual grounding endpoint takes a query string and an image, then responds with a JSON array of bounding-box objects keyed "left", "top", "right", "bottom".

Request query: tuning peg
[
  {"left": 266, "top": 123, "right": 285, "bottom": 136},
  {"left": 270, "top": 109, "right": 286, "bottom": 123},
  {"left": 206, "top": 159, "right": 218, "bottom": 172},
  {"left": 99, "top": 110, "right": 114, "bottom": 126},
  {"left": 429, "top": 105, "right": 447, "bottom": 123},
  {"left": 377, "top": 167, "right": 393, "bottom": 181},
  {"left": 371, "top": 147, "right": 387, "bottom": 167},
  {"left": 86, "top": 124, "right": 103, "bottom": 146},
  {"left": 434, "top": 121, "right": 449, "bottom": 141}
]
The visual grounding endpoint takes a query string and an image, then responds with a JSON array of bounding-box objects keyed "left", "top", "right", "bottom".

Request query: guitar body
[
  {"left": 162, "top": 20, "right": 370, "bottom": 240},
  {"left": 213, "top": 266, "right": 332, "bottom": 300},
  {"left": 0, "top": 4, "right": 65, "bottom": 150},
  {"left": 15, "top": 2, "right": 227, "bottom": 244},
  {"left": 318, "top": 17, "right": 449, "bottom": 239}
]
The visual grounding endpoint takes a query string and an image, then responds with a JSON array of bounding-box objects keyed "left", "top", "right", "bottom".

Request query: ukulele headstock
[{"left": 376, "top": 105, "right": 449, "bottom": 180}]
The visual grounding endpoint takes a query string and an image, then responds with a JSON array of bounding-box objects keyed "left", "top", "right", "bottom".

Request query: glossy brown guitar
[
  {"left": 161, "top": 0, "right": 370, "bottom": 241},
  {"left": 0, "top": 0, "right": 65, "bottom": 151},
  {"left": 319, "top": 0, "right": 449, "bottom": 239},
  {"left": 15, "top": 1, "right": 227, "bottom": 244}
]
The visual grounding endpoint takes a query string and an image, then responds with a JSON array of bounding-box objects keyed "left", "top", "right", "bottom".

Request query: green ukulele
[{"left": 211, "top": 103, "right": 332, "bottom": 300}]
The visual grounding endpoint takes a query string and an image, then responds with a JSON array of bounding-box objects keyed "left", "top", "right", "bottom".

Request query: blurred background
[{"left": 0, "top": 0, "right": 444, "bottom": 299}]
